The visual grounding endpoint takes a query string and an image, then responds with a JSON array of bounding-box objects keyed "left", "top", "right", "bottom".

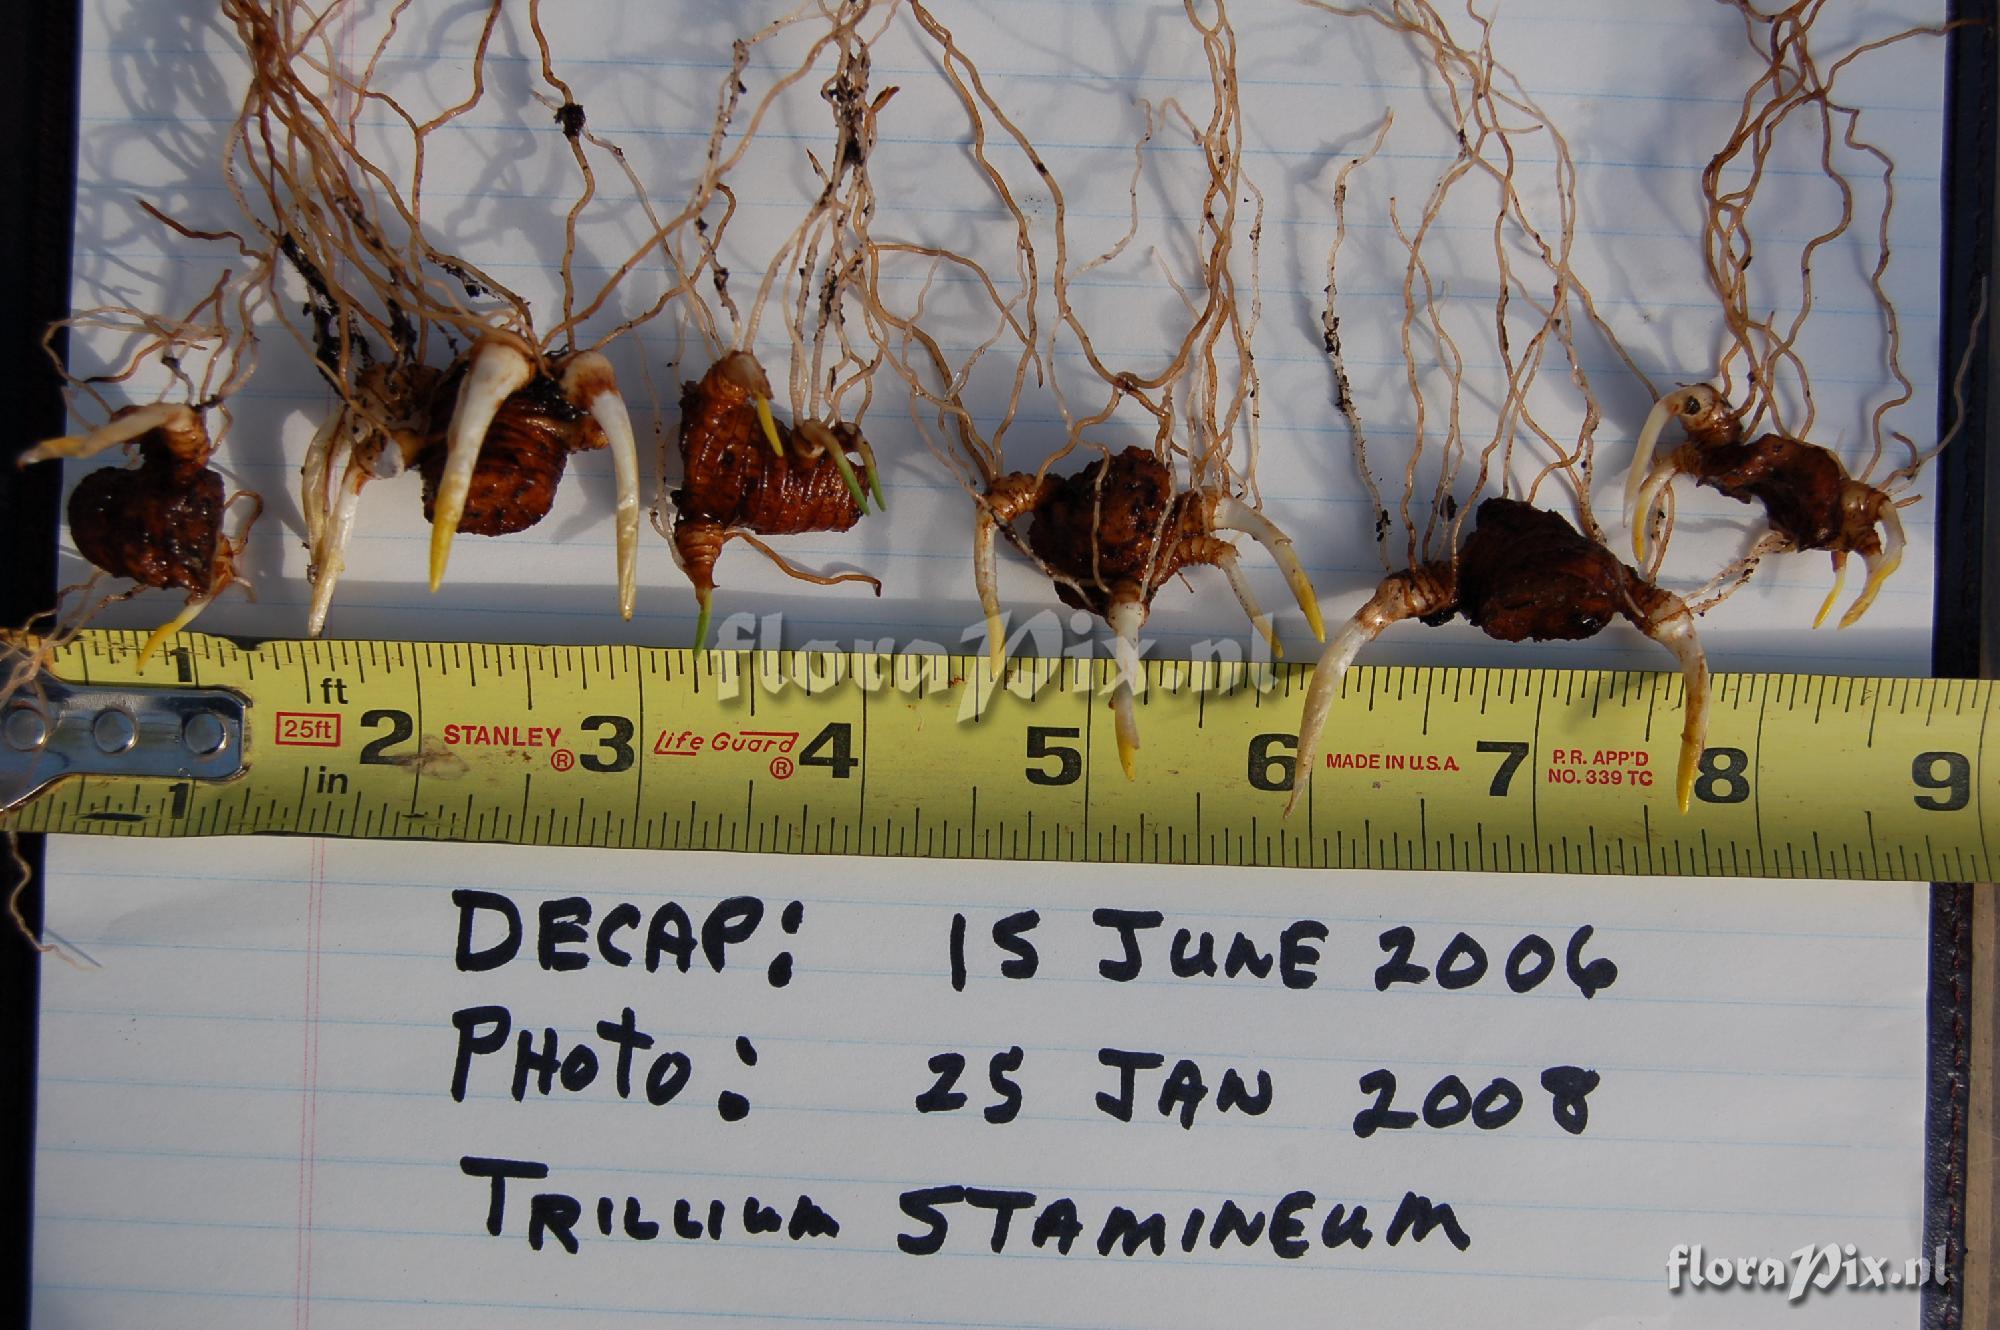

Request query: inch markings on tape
[{"left": 0, "top": 630, "right": 1990, "bottom": 881}]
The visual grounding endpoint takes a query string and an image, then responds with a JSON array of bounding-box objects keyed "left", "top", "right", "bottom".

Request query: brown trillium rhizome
[
  {"left": 300, "top": 329, "right": 641, "bottom": 636},
  {"left": 664, "top": 350, "right": 883, "bottom": 649},
  {"left": 21, "top": 403, "right": 261, "bottom": 666},
  {"left": 976, "top": 447, "right": 1324, "bottom": 780},
  {"left": 1627, "top": 384, "right": 1908, "bottom": 631}
]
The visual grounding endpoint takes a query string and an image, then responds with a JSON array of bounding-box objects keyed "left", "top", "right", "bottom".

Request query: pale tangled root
[{"left": 4, "top": 832, "right": 95, "bottom": 970}]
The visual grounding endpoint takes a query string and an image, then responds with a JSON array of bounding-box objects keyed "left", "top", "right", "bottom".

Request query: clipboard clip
[{"left": 0, "top": 662, "right": 246, "bottom": 813}]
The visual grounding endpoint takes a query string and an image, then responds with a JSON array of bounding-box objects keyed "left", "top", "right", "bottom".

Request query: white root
[
  {"left": 300, "top": 408, "right": 343, "bottom": 552},
  {"left": 1840, "top": 501, "right": 1904, "bottom": 629},
  {"left": 1284, "top": 574, "right": 1439, "bottom": 817},
  {"left": 19, "top": 403, "right": 203, "bottom": 466},
  {"left": 1624, "top": 392, "right": 1682, "bottom": 532},
  {"left": 1283, "top": 613, "right": 1384, "bottom": 817},
  {"left": 1628, "top": 461, "right": 1677, "bottom": 565},
  {"left": 1211, "top": 545, "right": 1279, "bottom": 659},
  {"left": 1107, "top": 597, "right": 1146, "bottom": 781},
  {"left": 307, "top": 449, "right": 372, "bottom": 640},
  {"left": 304, "top": 413, "right": 357, "bottom": 637},
  {"left": 1210, "top": 493, "right": 1325, "bottom": 642},
  {"left": 559, "top": 351, "right": 642, "bottom": 621},
  {"left": 1639, "top": 594, "right": 1710, "bottom": 815},
  {"left": 974, "top": 502, "right": 1006, "bottom": 674},
  {"left": 430, "top": 332, "right": 535, "bottom": 591}
]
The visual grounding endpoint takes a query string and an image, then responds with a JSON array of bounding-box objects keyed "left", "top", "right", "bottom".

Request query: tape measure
[{"left": 0, "top": 629, "right": 1990, "bottom": 881}]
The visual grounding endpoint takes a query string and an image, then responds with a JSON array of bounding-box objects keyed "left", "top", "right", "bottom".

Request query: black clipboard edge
[
  {"left": 1928, "top": 884, "right": 1980, "bottom": 1330},
  {"left": 0, "top": 0, "right": 78, "bottom": 1322},
  {"left": 1929, "top": 3, "right": 1996, "bottom": 1327}
]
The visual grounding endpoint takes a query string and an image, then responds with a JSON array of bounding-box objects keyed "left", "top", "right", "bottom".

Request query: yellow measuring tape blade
[{"left": 2, "top": 630, "right": 1991, "bottom": 880}]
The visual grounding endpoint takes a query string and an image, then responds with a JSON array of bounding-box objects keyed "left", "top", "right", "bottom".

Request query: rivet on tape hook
[{"left": 0, "top": 660, "right": 248, "bottom": 812}]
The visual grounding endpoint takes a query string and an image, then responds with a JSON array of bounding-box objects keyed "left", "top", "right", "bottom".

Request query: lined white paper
[
  {"left": 55, "top": 0, "right": 1948, "bottom": 667},
  {"left": 37, "top": 839, "right": 1932, "bottom": 1328},
  {"left": 34, "top": 1, "right": 1954, "bottom": 1326}
]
